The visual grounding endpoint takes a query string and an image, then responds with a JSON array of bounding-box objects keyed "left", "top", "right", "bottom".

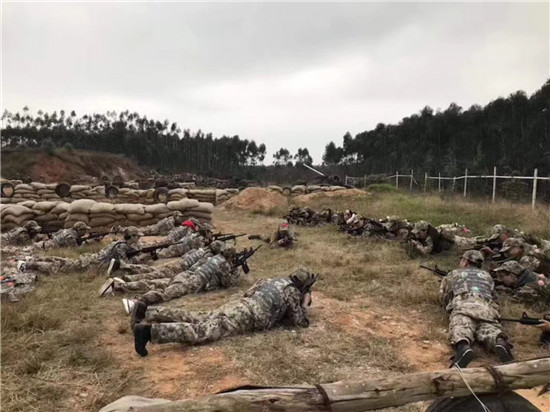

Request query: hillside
[{"left": 1, "top": 148, "right": 143, "bottom": 183}]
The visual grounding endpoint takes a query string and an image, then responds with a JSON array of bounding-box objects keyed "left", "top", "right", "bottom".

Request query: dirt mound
[
  {"left": 294, "top": 188, "right": 368, "bottom": 202},
  {"left": 221, "top": 188, "right": 288, "bottom": 212},
  {"left": 1, "top": 148, "right": 142, "bottom": 183}
]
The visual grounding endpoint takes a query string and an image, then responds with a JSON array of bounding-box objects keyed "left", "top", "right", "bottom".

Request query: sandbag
[
  {"left": 189, "top": 202, "right": 214, "bottom": 214},
  {"left": 89, "top": 217, "right": 116, "bottom": 227},
  {"left": 19, "top": 201, "right": 37, "bottom": 209},
  {"left": 14, "top": 184, "right": 33, "bottom": 191},
  {"left": 126, "top": 213, "right": 153, "bottom": 221},
  {"left": 58, "top": 212, "right": 68, "bottom": 220},
  {"left": 166, "top": 199, "right": 199, "bottom": 211},
  {"left": 34, "top": 213, "right": 58, "bottom": 222},
  {"left": 66, "top": 213, "right": 90, "bottom": 223},
  {"left": 69, "top": 185, "right": 92, "bottom": 193},
  {"left": 30, "top": 182, "right": 47, "bottom": 190},
  {"left": 89, "top": 202, "right": 115, "bottom": 214},
  {"left": 2, "top": 213, "right": 35, "bottom": 225},
  {"left": 68, "top": 199, "right": 96, "bottom": 214},
  {"left": 32, "top": 201, "right": 58, "bottom": 212},
  {"left": 114, "top": 204, "right": 144, "bottom": 215},
  {"left": 144, "top": 204, "right": 171, "bottom": 214},
  {"left": 2, "top": 204, "right": 33, "bottom": 217},
  {"left": 51, "top": 203, "right": 70, "bottom": 215}
]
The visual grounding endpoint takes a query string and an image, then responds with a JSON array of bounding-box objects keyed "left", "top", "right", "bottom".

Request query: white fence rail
[{"left": 345, "top": 168, "right": 550, "bottom": 210}]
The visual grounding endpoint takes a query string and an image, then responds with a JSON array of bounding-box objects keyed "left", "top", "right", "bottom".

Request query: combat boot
[
  {"left": 134, "top": 324, "right": 151, "bottom": 357},
  {"left": 107, "top": 258, "right": 121, "bottom": 277},
  {"left": 494, "top": 337, "right": 514, "bottom": 363},
  {"left": 452, "top": 340, "right": 474, "bottom": 368}
]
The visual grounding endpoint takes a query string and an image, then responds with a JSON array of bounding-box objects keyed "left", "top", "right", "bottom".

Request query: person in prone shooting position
[
  {"left": 18, "top": 226, "right": 146, "bottom": 276},
  {"left": 111, "top": 245, "right": 260, "bottom": 304},
  {"left": 440, "top": 250, "right": 514, "bottom": 368},
  {"left": 1, "top": 220, "right": 43, "bottom": 248},
  {"left": 127, "top": 268, "right": 318, "bottom": 357}
]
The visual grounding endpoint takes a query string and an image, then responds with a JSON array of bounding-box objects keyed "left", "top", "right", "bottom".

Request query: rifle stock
[
  {"left": 498, "top": 312, "right": 546, "bottom": 326},
  {"left": 419, "top": 264, "right": 449, "bottom": 278}
]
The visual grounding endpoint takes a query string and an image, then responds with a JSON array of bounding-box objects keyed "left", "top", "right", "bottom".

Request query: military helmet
[
  {"left": 491, "top": 224, "right": 509, "bottom": 236},
  {"left": 289, "top": 269, "right": 318, "bottom": 293},
  {"left": 385, "top": 215, "right": 400, "bottom": 230},
  {"left": 462, "top": 250, "right": 484, "bottom": 265},
  {"left": 412, "top": 220, "right": 430, "bottom": 234},
  {"left": 209, "top": 240, "right": 224, "bottom": 254},
  {"left": 222, "top": 245, "right": 236, "bottom": 257},
  {"left": 499, "top": 237, "right": 524, "bottom": 253},
  {"left": 288, "top": 205, "right": 298, "bottom": 212},
  {"left": 23, "top": 220, "right": 42, "bottom": 232},
  {"left": 73, "top": 221, "right": 91, "bottom": 231},
  {"left": 124, "top": 226, "right": 143, "bottom": 237},
  {"left": 493, "top": 261, "right": 524, "bottom": 276},
  {"left": 189, "top": 217, "right": 201, "bottom": 227}
]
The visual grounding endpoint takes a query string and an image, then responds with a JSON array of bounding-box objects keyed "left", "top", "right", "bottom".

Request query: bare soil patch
[{"left": 221, "top": 188, "right": 288, "bottom": 214}]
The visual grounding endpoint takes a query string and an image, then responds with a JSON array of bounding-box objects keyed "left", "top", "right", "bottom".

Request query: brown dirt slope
[
  {"left": 1, "top": 148, "right": 142, "bottom": 183},
  {"left": 221, "top": 187, "right": 288, "bottom": 214}
]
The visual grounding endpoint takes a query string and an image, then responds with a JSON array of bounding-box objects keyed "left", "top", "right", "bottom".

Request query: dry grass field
[{"left": 2, "top": 191, "right": 549, "bottom": 412}]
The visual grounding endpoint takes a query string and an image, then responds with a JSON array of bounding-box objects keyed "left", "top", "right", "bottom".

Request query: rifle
[
  {"left": 39, "top": 228, "right": 59, "bottom": 239},
  {"left": 233, "top": 245, "right": 262, "bottom": 274},
  {"left": 78, "top": 231, "right": 110, "bottom": 245},
  {"left": 498, "top": 312, "right": 546, "bottom": 326},
  {"left": 215, "top": 233, "right": 246, "bottom": 242},
  {"left": 126, "top": 240, "right": 184, "bottom": 260},
  {"left": 420, "top": 264, "right": 449, "bottom": 278}
]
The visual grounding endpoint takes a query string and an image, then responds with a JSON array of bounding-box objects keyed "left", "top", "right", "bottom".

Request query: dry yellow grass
[{"left": 1, "top": 192, "right": 549, "bottom": 412}]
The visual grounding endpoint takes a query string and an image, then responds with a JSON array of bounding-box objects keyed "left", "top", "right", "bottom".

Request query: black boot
[
  {"left": 134, "top": 324, "right": 151, "bottom": 357},
  {"left": 494, "top": 337, "right": 514, "bottom": 363},
  {"left": 453, "top": 340, "right": 474, "bottom": 368},
  {"left": 130, "top": 300, "right": 148, "bottom": 329}
]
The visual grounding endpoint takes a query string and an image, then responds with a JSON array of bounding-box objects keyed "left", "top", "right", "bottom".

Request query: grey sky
[{"left": 3, "top": 2, "right": 549, "bottom": 163}]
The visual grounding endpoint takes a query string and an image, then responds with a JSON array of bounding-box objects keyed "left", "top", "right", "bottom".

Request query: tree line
[{"left": 323, "top": 79, "right": 550, "bottom": 177}]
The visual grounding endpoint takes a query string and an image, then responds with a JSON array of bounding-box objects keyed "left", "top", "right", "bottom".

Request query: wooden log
[{"left": 139, "top": 358, "right": 549, "bottom": 412}]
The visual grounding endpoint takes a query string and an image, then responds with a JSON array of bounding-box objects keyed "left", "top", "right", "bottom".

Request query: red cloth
[{"left": 182, "top": 220, "right": 197, "bottom": 231}]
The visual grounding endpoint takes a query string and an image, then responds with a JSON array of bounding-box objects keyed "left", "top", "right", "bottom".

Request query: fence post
[
  {"left": 438, "top": 172, "right": 441, "bottom": 192},
  {"left": 493, "top": 166, "right": 497, "bottom": 203},
  {"left": 452, "top": 177, "right": 456, "bottom": 192},
  {"left": 532, "top": 168, "right": 538, "bottom": 210},
  {"left": 396, "top": 171, "right": 399, "bottom": 188},
  {"left": 410, "top": 169, "right": 413, "bottom": 191},
  {"left": 424, "top": 172, "right": 428, "bottom": 192},
  {"left": 364, "top": 175, "right": 366, "bottom": 189},
  {"left": 463, "top": 168, "right": 468, "bottom": 197}
]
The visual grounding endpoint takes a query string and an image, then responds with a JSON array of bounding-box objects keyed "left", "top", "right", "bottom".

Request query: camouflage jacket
[
  {"left": 180, "top": 247, "right": 214, "bottom": 271},
  {"left": 97, "top": 240, "right": 141, "bottom": 264},
  {"left": 193, "top": 254, "right": 239, "bottom": 291},
  {"left": 165, "top": 226, "right": 193, "bottom": 243},
  {"left": 439, "top": 267, "right": 499, "bottom": 321},
  {"left": 241, "top": 277, "right": 310, "bottom": 329},
  {"left": 143, "top": 216, "right": 178, "bottom": 236},
  {"left": 511, "top": 270, "right": 550, "bottom": 309},
  {"left": 1, "top": 228, "right": 32, "bottom": 246},
  {"left": 47, "top": 228, "right": 81, "bottom": 248}
]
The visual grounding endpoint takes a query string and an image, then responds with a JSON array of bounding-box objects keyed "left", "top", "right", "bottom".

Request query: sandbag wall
[
  {"left": 0, "top": 199, "right": 214, "bottom": 232},
  {"left": 1, "top": 182, "right": 238, "bottom": 206},
  {"left": 268, "top": 185, "right": 347, "bottom": 196}
]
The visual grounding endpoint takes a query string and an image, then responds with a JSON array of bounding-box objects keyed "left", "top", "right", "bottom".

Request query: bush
[
  {"left": 41, "top": 138, "right": 56, "bottom": 155},
  {"left": 366, "top": 183, "right": 399, "bottom": 193}
]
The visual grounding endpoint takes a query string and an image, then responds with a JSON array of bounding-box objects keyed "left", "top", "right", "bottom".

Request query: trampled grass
[{"left": 1, "top": 191, "right": 548, "bottom": 412}]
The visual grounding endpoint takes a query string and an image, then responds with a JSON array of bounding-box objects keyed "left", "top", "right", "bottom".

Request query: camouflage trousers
[
  {"left": 148, "top": 300, "right": 255, "bottom": 345},
  {"left": 453, "top": 236, "right": 477, "bottom": 251},
  {"left": 448, "top": 312, "right": 503, "bottom": 348},
  {"left": 116, "top": 278, "right": 170, "bottom": 293},
  {"left": 117, "top": 260, "right": 182, "bottom": 281},
  {"left": 156, "top": 243, "right": 193, "bottom": 259},
  {"left": 140, "top": 273, "right": 206, "bottom": 305},
  {"left": 27, "top": 254, "right": 98, "bottom": 274}
]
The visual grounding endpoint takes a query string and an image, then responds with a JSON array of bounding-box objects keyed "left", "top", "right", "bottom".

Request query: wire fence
[{"left": 345, "top": 168, "right": 550, "bottom": 210}]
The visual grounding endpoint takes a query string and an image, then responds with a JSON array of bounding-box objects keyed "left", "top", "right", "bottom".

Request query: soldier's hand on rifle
[
  {"left": 480, "top": 246, "right": 497, "bottom": 256},
  {"left": 535, "top": 315, "right": 550, "bottom": 332}
]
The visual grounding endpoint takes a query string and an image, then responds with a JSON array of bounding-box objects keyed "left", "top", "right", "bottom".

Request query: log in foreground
[{"left": 136, "top": 358, "right": 550, "bottom": 412}]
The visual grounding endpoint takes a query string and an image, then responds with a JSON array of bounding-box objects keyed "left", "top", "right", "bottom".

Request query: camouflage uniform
[
  {"left": 440, "top": 267, "right": 504, "bottom": 347},
  {"left": 437, "top": 223, "right": 469, "bottom": 236},
  {"left": 408, "top": 221, "right": 454, "bottom": 256},
  {"left": 141, "top": 213, "right": 183, "bottom": 236},
  {"left": 286, "top": 206, "right": 302, "bottom": 225},
  {"left": 155, "top": 232, "right": 206, "bottom": 259},
  {"left": 163, "top": 225, "right": 194, "bottom": 243},
  {"left": 133, "top": 254, "right": 238, "bottom": 305},
  {"left": 383, "top": 216, "right": 411, "bottom": 241},
  {"left": 1, "top": 220, "right": 41, "bottom": 246},
  {"left": 35, "top": 222, "right": 91, "bottom": 250},
  {"left": 0, "top": 267, "right": 37, "bottom": 302},
  {"left": 147, "top": 273, "right": 311, "bottom": 345},
  {"left": 494, "top": 261, "right": 550, "bottom": 310}
]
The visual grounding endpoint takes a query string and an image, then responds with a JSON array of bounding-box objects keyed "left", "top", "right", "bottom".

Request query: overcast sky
[{"left": 3, "top": 2, "right": 549, "bottom": 163}]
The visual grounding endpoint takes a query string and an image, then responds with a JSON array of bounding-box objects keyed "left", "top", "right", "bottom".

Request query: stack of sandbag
[
  {"left": 11, "top": 184, "right": 41, "bottom": 201},
  {"left": 167, "top": 199, "right": 214, "bottom": 224},
  {"left": 306, "top": 185, "right": 323, "bottom": 193},
  {"left": 215, "top": 189, "right": 233, "bottom": 204},
  {"left": 65, "top": 199, "right": 95, "bottom": 228},
  {"left": 31, "top": 201, "right": 67, "bottom": 229},
  {"left": 268, "top": 185, "right": 283, "bottom": 194},
  {"left": 168, "top": 188, "right": 188, "bottom": 200},
  {"left": 291, "top": 185, "right": 307, "bottom": 195},
  {"left": 117, "top": 188, "right": 153, "bottom": 204},
  {"left": 226, "top": 188, "right": 239, "bottom": 195},
  {"left": 69, "top": 185, "right": 95, "bottom": 199},
  {"left": 0, "top": 204, "right": 35, "bottom": 231},
  {"left": 187, "top": 189, "right": 217, "bottom": 204},
  {"left": 329, "top": 186, "right": 345, "bottom": 191},
  {"left": 30, "top": 182, "right": 60, "bottom": 200}
]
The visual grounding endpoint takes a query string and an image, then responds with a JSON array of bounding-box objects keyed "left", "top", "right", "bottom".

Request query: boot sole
[
  {"left": 495, "top": 344, "right": 513, "bottom": 363},
  {"left": 454, "top": 348, "right": 474, "bottom": 368},
  {"left": 98, "top": 278, "right": 114, "bottom": 297},
  {"left": 107, "top": 259, "right": 116, "bottom": 277}
]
